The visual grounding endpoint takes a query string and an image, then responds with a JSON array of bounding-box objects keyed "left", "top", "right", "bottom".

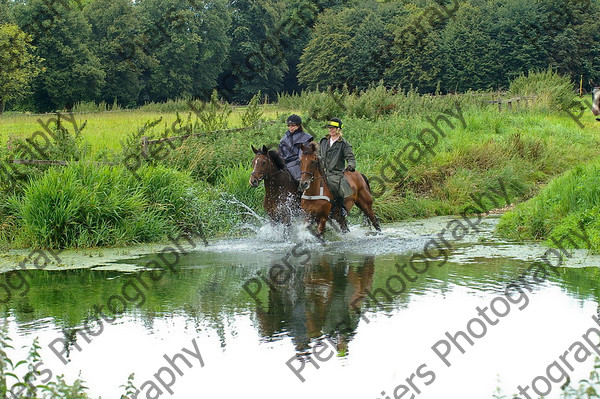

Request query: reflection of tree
[
  {"left": 554, "top": 266, "right": 600, "bottom": 311},
  {"left": 255, "top": 255, "right": 375, "bottom": 356}
]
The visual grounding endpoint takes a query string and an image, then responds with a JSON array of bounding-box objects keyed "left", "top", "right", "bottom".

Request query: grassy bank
[
  {"left": 497, "top": 161, "right": 600, "bottom": 253},
  {"left": 1, "top": 71, "right": 599, "bottom": 250}
]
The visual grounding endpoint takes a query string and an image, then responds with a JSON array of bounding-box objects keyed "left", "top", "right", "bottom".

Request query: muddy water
[{"left": 3, "top": 215, "right": 600, "bottom": 399}]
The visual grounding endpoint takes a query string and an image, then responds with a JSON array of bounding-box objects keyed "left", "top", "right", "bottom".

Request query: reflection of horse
[
  {"left": 254, "top": 255, "right": 375, "bottom": 354},
  {"left": 298, "top": 142, "right": 380, "bottom": 239},
  {"left": 593, "top": 87, "right": 600, "bottom": 117},
  {"left": 249, "top": 145, "right": 300, "bottom": 224}
]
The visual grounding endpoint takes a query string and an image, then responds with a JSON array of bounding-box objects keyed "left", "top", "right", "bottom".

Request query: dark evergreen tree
[
  {"left": 297, "top": 8, "right": 352, "bottom": 90},
  {"left": 84, "top": 0, "right": 146, "bottom": 107},
  {"left": 220, "top": 0, "right": 289, "bottom": 102},
  {"left": 137, "top": 0, "right": 231, "bottom": 102},
  {"left": 384, "top": 3, "right": 445, "bottom": 93},
  {"left": 439, "top": 2, "right": 503, "bottom": 91}
]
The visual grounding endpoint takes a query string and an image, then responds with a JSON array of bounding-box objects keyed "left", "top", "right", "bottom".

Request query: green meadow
[{"left": 0, "top": 104, "right": 291, "bottom": 152}]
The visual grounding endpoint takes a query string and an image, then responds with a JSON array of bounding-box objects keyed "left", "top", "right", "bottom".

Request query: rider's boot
[{"left": 336, "top": 197, "right": 350, "bottom": 233}]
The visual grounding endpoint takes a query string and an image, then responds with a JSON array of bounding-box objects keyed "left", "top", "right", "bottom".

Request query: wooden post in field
[{"left": 141, "top": 136, "right": 149, "bottom": 158}]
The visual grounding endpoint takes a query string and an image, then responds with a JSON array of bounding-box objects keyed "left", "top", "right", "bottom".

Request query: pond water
[{"left": 3, "top": 215, "right": 600, "bottom": 399}]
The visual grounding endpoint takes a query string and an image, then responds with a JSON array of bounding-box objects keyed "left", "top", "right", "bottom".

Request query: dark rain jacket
[
  {"left": 279, "top": 129, "right": 313, "bottom": 181},
  {"left": 318, "top": 136, "right": 356, "bottom": 199}
]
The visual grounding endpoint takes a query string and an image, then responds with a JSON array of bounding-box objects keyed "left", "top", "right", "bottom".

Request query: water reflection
[
  {"left": 1, "top": 239, "right": 600, "bottom": 398},
  {"left": 255, "top": 255, "right": 375, "bottom": 356}
]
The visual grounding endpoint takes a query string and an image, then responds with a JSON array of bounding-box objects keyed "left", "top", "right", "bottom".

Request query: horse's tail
[{"left": 361, "top": 173, "right": 372, "bottom": 193}]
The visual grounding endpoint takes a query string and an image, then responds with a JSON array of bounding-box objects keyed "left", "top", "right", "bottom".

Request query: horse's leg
[
  {"left": 356, "top": 190, "right": 381, "bottom": 232},
  {"left": 350, "top": 173, "right": 382, "bottom": 232},
  {"left": 331, "top": 204, "right": 350, "bottom": 233},
  {"left": 337, "top": 199, "right": 356, "bottom": 233},
  {"left": 304, "top": 213, "right": 320, "bottom": 239},
  {"left": 317, "top": 215, "right": 328, "bottom": 243}
]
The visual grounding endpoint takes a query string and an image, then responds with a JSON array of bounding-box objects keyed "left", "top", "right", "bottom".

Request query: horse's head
[
  {"left": 299, "top": 142, "right": 320, "bottom": 192},
  {"left": 250, "top": 145, "right": 271, "bottom": 187},
  {"left": 593, "top": 87, "right": 600, "bottom": 116}
]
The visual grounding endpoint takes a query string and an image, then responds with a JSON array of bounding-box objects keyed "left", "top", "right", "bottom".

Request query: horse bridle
[
  {"left": 300, "top": 156, "right": 325, "bottom": 185},
  {"left": 252, "top": 154, "right": 286, "bottom": 182}
]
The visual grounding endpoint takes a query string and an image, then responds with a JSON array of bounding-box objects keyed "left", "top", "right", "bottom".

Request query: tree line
[{"left": 1, "top": 0, "right": 599, "bottom": 113}]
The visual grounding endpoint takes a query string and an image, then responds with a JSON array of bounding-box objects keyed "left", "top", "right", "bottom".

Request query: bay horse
[
  {"left": 250, "top": 145, "right": 301, "bottom": 225},
  {"left": 298, "top": 142, "right": 381, "bottom": 239}
]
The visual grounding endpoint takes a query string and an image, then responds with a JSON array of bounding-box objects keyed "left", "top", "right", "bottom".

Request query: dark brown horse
[
  {"left": 299, "top": 142, "right": 380, "bottom": 239},
  {"left": 250, "top": 145, "right": 300, "bottom": 225}
]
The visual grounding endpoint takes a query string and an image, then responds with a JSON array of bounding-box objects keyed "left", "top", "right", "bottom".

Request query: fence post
[{"left": 141, "top": 136, "right": 149, "bottom": 158}]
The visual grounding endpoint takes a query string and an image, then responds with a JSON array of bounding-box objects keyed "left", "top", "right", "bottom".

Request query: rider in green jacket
[{"left": 318, "top": 118, "right": 355, "bottom": 217}]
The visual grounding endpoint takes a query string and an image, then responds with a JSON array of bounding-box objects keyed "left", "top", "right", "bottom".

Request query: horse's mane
[
  {"left": 256, "top": 145, "right": 287, "bottom": 170},
  {"left": 299, "top": 142, "right": 326, "bottom": 178},
  {"left": 302, "top": 142, "right": 318, "bottom": 154},
  {"left": 268, "top": 150, "right": 286, "bottom": 170}
]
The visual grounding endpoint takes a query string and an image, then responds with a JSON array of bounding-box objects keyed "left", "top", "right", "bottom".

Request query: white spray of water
[{"left": 209, "top": 192, "right": 438, "bottom": 256}]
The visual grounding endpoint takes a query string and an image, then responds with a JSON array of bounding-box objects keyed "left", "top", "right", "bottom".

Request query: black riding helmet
[
  {"left": 326, "top": 118, "right": 343, "bottom": 129},
  {"left": 287, "top": 114, "right": 302, "bottom": 125}
]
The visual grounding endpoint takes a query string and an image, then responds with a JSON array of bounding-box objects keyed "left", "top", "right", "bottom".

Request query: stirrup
[{"left": 340, "top": 205, "right": 347, "bottom": 218}]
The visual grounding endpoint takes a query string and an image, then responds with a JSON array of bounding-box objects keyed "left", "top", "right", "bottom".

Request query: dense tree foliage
[
  {"left": 84, "top": 0, "right": 146, "bottom": 107},
  {"left": 1, "top": 0, "right": 599, "bottom": 111},
  {"left": 0, "top": 23, "right": 40, "bottom": 113},
  {"left": 12, "top": 0, "right": 105, "bottom": 111}
]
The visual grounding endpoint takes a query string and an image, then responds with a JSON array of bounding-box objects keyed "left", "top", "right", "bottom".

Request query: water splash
[{"left": 221, "top": 193, "right": 267, "bottom": 224}]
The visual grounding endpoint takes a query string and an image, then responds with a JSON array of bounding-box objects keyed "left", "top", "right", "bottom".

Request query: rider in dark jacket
[
  {"left": 318, "top": 118, "right": 355, "bottom": 216},
  {"left": 279, "top": 114, "right": 313, "bottom": 181}
]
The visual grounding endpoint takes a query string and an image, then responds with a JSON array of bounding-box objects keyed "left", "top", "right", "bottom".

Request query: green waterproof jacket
[{"left": 318, "top": 136, "right": 356, "bottom": 199}]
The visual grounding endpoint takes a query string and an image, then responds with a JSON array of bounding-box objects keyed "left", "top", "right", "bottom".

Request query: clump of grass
[
  {"left": 189, "top": 90, "right": 232, "bottom": 132},
  {"left": 509, "top": 68, "right": 575, "bottom": 111},
  {"left": 241, "top": 91, "right": 265, "bottom": 127},
  {"left": 72, "top": 99, "right": 121, "bottom": 113},
  {"left": 217, "top": 163, "right": 265, "bottom": 213},
  {"left": 10, "top": 163, "right": 205, "bottom": 249},
  {"left": 137, "top": 98, "right": 195, "bottom": 113},
  {"left": 497, "top": 160, "right": 600, "bottom": 252}
]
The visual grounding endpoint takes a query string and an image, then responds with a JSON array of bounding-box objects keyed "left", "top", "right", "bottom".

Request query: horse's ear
[
  {"left": 262, "top": 145, "right": 268, "bottom": 152},
  {"left": 300, "top": 143, "right": 306, "bottom": 151},
  {"left": 252, "top": 145, "right": 258, "bottom": 154}
]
